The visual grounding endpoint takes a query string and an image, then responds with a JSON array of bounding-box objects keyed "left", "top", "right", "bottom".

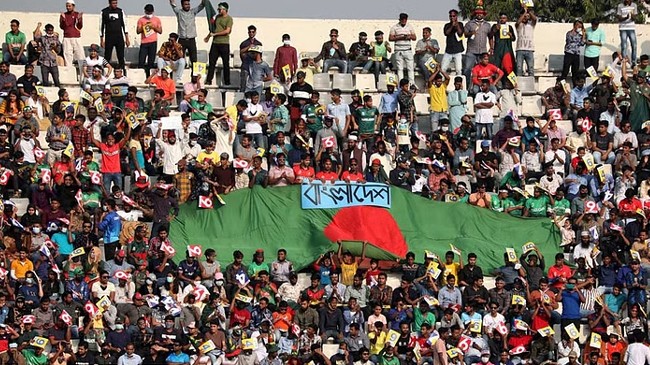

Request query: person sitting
[{"left": 156, "top": 33, "right": 186, "bottom": 83}]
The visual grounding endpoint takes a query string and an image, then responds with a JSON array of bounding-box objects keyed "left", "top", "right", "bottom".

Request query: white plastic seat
[
  {"left": 332, "top": 73, "right": 353, "bottom": 91},
  {"left": 354, "top": 74, "right": 376, "bottom": 91},
  {"left": 313, "top": 73, "right": 331, "bottom": 90}
]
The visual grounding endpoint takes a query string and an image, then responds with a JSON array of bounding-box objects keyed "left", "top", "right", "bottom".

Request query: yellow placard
[
  {"left": 242, "top": 338, "right": 257, "bottom": 350},
  {"left": 424, "top": 57, "right": 438, "bottom": 73},
  {"left": 386, "top": 73, "right": 398, "bottom": 87},
  {"left": 506, "top": 248, "right": 518, "bottom": 263},
  {"left": 423, "top": 296, "right": 439, "bottom": 307},
  {"left": 94, "top": 98, "right": 105, "bottom": 113},
  {"left": 30, "top": 336, "right": 49, "bottom": 349},
  {"left": 507, "top": 71, "right": 517, "bottom": 86},
  {"left": 126, "top": 112, "right": 139, "bottom": 129},
  {"left": 79, "top": 89, "right": 93, "bottom": 102},
  {"left": 603, "top": 65, "right": 614, "bottom": 78},
  {"left": 36, "top": 86, "right": 45, "bottom": 97},
  {"left": 447, "top": 348, "right": 461, "bottom": 358},
  {"left": 282, "top": 64, "right": 291, "bottom": 81},
  {"left": 520, "top": 0, "right": 534, "bottom": 7},
  {"left": 537, "top": 326, "right": 554, "bottom": 337},
  {"left": 565, "top": 323, "right": 579, "bottom": 339},
  {"left": 63, "top": 142, "right": 74, "bottom": 158},
  {"left": 469, "top": 320, "right": 482, "bottom": 333},
  {"left": 193, "top": 62, "right": 207, "bottom": 76},
  {"left": 144, "top": 23, "right": 154, "bottom": 38},
  {"left": 136, "top": 112, "right": 148, "bottom": 121},
  {"left": 560, "top": 79, "right": 571, "bottom": 94},
  {"left": 512, "top": 294, "right": 526, "bottom": 306},
  {"left": 596, "top": 164, "right": 606, "bottom": 182},
  {"left": 500, "top": 24, "right": 510, "bottom": 39},
  {"left": 198, "top": 340, "right": 216, "bottom": 353},
  {"left": 631, "top": 250, "right": 641, "bottom": 261},
  {"left": 590, "top": 333, "right": 602, "bottom": 348},
  {"left": 522, "top": 242, "right": 536, "bottom": 254},
  {"left": 269, "top": 81, "right": 283, "bottom": 95},
  {"left": 97, "top": 295, "right": 111, "bottom": 310},
  {"left": 449, "top": 244, "right": 461, "bottom": 256},
  {"left": 582, "top": 154, "right": 595, "bottom": 171},
  {"left": 386, "top": 330, "right": 400, "bottom": 347},
  {"left": 586, "top": 66, "right": 599, "bottom": 81}
]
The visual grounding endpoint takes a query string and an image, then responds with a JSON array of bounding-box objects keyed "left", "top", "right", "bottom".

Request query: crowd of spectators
[{"left": 1, "top": 0, "right": 650, "bottom": 365}]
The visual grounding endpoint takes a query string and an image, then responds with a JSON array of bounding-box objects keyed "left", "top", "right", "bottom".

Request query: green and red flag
[
  {"left": 169, "top": 186, "right": 560, "bottom": 272},
  {"left": 205, "top": 0, "right": 218, "bottom": 33}
]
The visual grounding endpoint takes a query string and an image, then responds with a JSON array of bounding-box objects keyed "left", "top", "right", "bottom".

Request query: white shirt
[
  {"left": 91, "top": 281, "right": 116, "bottom": 298},
  {"left": 369, "top": 152, "right": 395, "bottom": 175},
  {"left": 482, "top": 312, "right": 505, "bottom": 335},
  {"left": 244, "top": 103, "right": 264, "bottom": 134},
  {"left": 544, "top": 149, "right": 567, "bottom": 175},
  {"left": 573, "top": 243, "right": 595, "bottom": 268},
  {"left": 625, "top": 342, "right": 650, "bottom": 365},
  {"left": 155, "top": 139, "right": 186, "bottom": 175},
  {"left": 618, "top": 3, "right": 638, "bottom": 31},
  {"left": 18, "top": 138, "right": 36, "bottom": 164},
  {"left": 117, "top": 209, "right": 144, "bottom": 222},
  {"left": 613, "top": 130, "right": 639, "bottom": 149},
  {"left": 474, "top": 92, "right": 496, "bottom": 124},
  {"left": 389, "top": 22, "right": 416, "bottom": 51}
]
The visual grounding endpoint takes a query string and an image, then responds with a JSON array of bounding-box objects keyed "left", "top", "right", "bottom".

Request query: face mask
[
  {"left": 165, "top": 322, "right": 174, "bottom": 329},
  {"left": 194, "top": 281, "right": 201, "bottom": 286},
  {"left": 283, "top": 40, "right": 291, "bottom": 46},
  {"left": 145, "top": 14, "right": 153, "bottom": 18},
  {"left": 215, "top": 280, "right": 224, "bottom": 286},
  {"left": 338, "top": 349, "right": 345, "bottom": 355},
  {"left": 102, "top": 206, "right": 108, "bottom": 212},
  {"left": 146, "top": 279, "right": 153, "bottom": 285},
  {"left": 32, "top": 227, "right": 40, "bottom": 234},
  {"left": 482, "top": 356, "right": 490, "bottom": 363},
  {"left": 167, "top": 277, "right": 174, "bottom": 283},
  {"left": 61, "top": 227, "right": 67, "bottom": 233},
  {"left": 441, "top": 126, "right": 449, "bottom": 132},
  {"left": 189, "top": 141, "right": 196, "bottom": 146},
  {"left": 115, "top": 324, "right": 124, "bottom": 330},
  {"left": 566, "top": 284, "right": 575, "bottom": 290},
  {"left": 26, "top": 278, "right": 34, "bottom": 285}
]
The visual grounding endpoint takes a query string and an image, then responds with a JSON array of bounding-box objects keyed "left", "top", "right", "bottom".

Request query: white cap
[{"left": 66, "top": 0, "right": 75, "bottom": 4}]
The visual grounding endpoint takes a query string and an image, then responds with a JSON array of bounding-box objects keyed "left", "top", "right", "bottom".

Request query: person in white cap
[{"left": 59, "top": 0, "right": 84, "bottom": 67}]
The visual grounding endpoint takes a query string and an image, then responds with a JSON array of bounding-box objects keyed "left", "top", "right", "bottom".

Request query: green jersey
[
  {"left": 553, "top": 198, "right": 571, "bottom": 216},
  {"left": 491, "top": 197, "right": 507, "bottom": 212},
  {"left": 504, "top": 197, "right": 525, "bottom": 217},
  {"left": 525, "top": 196, "right": 550, "bottom": 217},
  {"left": 355, "top": 106, "right": 379, "bottom": 135},
  {"left": 304, "top": 103, "right": 323, "bottom": 133}
]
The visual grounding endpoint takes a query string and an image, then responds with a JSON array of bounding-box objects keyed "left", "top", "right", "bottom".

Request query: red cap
[
  {"left": 116, "top": 249, "right": 126, "bottom": 258},
  {"left": 372, "top": 159, "right": 381, "bottom": 166}
]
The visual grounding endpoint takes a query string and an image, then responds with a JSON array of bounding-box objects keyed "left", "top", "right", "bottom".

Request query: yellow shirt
[
  {"left": 368, "top": 331, "right": 387, "bottom": 355},
  {"left": 440, "top": 262, "right": 461, "bottom": 285},
  {"left": 340, "top": 261, "right": 358, "bottom": 286},
  {"left": 225, "top": 105, "right": 238, "bottom": 123},
  {"left": 11, "top": 259, "right": 34, "bottom": 279},
  {"left": 428, "top": 83, "right": 449, "bottom": 113},
  {"left": 197, "top": 150, "right": 220, "bottom": 164}
]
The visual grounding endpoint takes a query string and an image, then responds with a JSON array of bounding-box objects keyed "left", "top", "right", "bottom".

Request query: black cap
[
  {"left": 399, "top": 13, "right": 408, "bottom": 19},
  {"left": 374, "top": 30, "right": 384, "bottom": 36},
  {"left": 144, "top": 4, "right": 154, "bottom": 13},
  {"left": 359, "top": 31, "right": 367, "bottom": 37},
  {"left": 45, "top": 24, "right": 54, "bottom": 30}
]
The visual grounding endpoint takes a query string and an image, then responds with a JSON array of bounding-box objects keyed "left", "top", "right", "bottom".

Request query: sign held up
[{"left": 301, "top": 181, "right": 391, "bottom": 209}]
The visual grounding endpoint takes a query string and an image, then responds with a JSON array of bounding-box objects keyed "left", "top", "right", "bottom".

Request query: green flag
[
  {"left": 205, "top": 0, "right": 218, "bottom": 33},
  {"left": 169, "top": 186, "right": 561, "bottom": 272}
]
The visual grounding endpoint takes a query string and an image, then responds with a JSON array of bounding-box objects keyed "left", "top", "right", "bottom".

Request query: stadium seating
[
  {"left": 332, "top": 73, "right": 353, "bottom": 91},
  {"left": 59, "top": 66, "right": 79, "bottom": 85},
  {"left": 313, "top": 73, "right": 332, "bottom": 90},
  {"left": 354, "top": 74, "right": 376, "bottom": 92}
]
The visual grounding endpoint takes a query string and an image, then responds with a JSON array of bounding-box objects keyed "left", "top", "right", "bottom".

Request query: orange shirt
[
  {"left": 150, "top": 75, "right": 176, "bottom": 99},
  {"left": 341, "top": 171, "right": 364, "bottom": 182},
  {"left": 11, "top": 259, "right": 34, "bottom": 279},
  {"left": 293, "top": 165, "right": 315, "bottom": 182},
  {"left": 272, "top": 311, "right": 292, "bottom": 331},
  {"left": 315, "top": 171, "right": 338, "bottom": 183}
]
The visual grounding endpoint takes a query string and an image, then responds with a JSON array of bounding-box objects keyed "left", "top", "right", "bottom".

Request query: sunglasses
[{"left": 330, "top": 34, "right": 338, "bottom": 37}]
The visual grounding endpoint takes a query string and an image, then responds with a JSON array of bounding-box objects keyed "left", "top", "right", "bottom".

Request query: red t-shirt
[
  {"left": 100, "top": 143, "right": 121, "bottom": 173},
  {"left": 293, "top": 165, "right": 315, "bottom": 182},
  {"left": 229, "top": 307, "right": 251, "bottom": 328},
  {"left": 619, "top": 198, "right": 642, "bottom": 214},
  {"left": 315, "top": 171, "right": 339, "bottom": 183},
  {"left": 341, "top": 171, "right": 365, "bottom": 182}
]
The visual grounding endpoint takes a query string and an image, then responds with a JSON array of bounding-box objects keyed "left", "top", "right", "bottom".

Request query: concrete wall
[{"left": 4, "top": 11, "right": 650, "bottom": 60}]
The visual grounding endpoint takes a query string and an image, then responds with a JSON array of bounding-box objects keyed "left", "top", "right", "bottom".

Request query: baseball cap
[
  {"left": 481, "top": 140, "right": 490, "bottom": 148},
  {"left": 116, "top": 249, "right": 126, "bottom": 258}
]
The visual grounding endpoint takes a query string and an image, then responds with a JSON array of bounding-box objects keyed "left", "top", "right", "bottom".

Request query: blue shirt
[
  {"left": 561, "top": 290, "right": 581, "bottom": 319},
  {"left": 605, "top": 292, "right": 627, "bottom": 313},
  {"left": 570, "top": 84, "right": 594, "bottom": 108},
  {"left": 166, "top": 352, "right": 190, "bottom": 364},
  {"left": 52, "top": 232, "right": 73, "bottom": 255},
  {"left": 99, "top": 211, "right": 122, "bottom": 244},
  {"left": 379, "top": 92, "right": 399, "bottom": 114}
]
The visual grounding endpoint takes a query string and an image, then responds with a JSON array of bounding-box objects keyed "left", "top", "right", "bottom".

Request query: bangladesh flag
[
  {"left": 169, "top": 186, "right": 560, "bottom": 272},
  {"left": 205, "top": 0, "right": 218, "bottom": 33}
]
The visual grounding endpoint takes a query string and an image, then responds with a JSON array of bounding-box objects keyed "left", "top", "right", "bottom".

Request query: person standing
[
  {"left": 584, "top": 20, "right": 605, "bottom": 72},
  {"left": 170, "top": 0, "right": 205, "bottom": 74},
  {"left": 136, "top": 4, "right": 162, "bottom": 78},
  {"left": 561, "top": 21, "right": 586, "bottom": 80},
  {"left": 441, "top": 9, "right": 464, "bottom": 75},
  {"left": 515, "top": 7, "right": 536, "bottom": 76},
  {"left": 239, "top": 25, "right": 263, "bottom": 92},
  {"left": 100, "top": 0, "right": 129, "bottom": 71},
  {"left": 389, "top": 13, "right": 416, "bottom": 84},
  {"left": 59, "top": 0, "right": 84, "bottom": 67},
  {"left": 618, "top": 0, "right": 638, "bottom": 64},
  {"left": 463, "top": 6, "right": 492, "bottom": 88},
  {"left": 273, "top": 34, "right": 298, "bottom": 84},
  {"left": 204, "top": 2, "right": 232, "bottom": 86}
]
